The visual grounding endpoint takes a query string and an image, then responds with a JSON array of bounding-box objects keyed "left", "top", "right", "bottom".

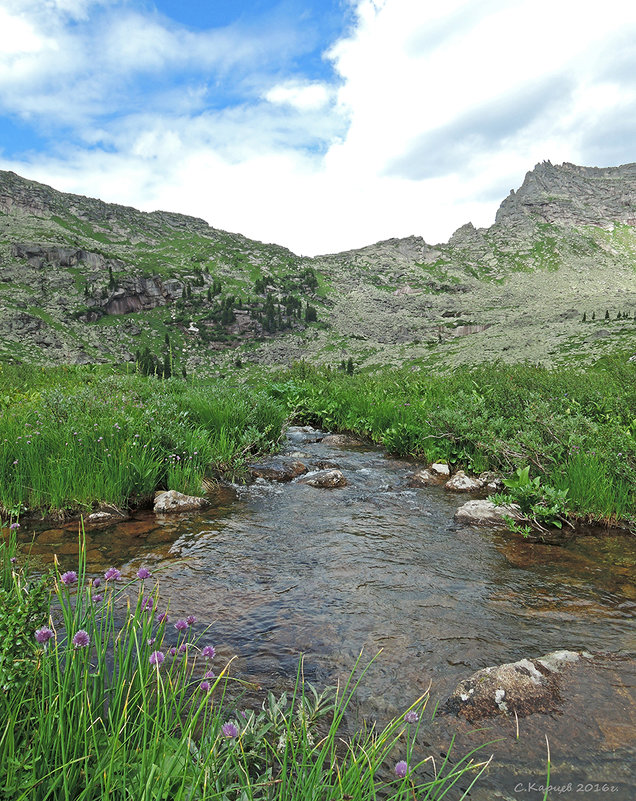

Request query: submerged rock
[
  {"left": 454, "top": 499, "right": 523, "bottom": 526},
  {"left": 249, "top": 460, "right": 308, "bottom": 482},
  {"left": 154, "top": 490, "right": 210, "bottom": 513},
  {"left": 444, "top": 471, "right": 484, "bottom": 492},
  {"left": 86, "top": 505, "right": 129, "bottom": 524},
  {"left": 298, "top": 469, "right": 347, "bottom": 488},
  {"left": 445, "top": 650, "right": 593, "bottom": 721}
]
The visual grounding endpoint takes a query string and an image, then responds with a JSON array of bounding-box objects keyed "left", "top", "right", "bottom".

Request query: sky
[{"left": 1, "top": 0, "right": 635, "bottom": 256}]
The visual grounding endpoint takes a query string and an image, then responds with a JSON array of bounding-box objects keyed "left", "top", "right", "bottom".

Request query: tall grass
[
  {"left": 0, "top": 527, "right": 490, "bottom": 800},
  {"left": 271, "top": 357, "right": 636, "bottom": 524},
  {"left": 0, "top": 366, "right": 286, "bottom": 516}
]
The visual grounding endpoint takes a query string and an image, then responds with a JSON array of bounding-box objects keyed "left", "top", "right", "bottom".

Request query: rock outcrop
[
  {"left": 249, "top": 460, "right": 308, "bottom": 482},
  {"left": 454, "top": 499, "right": 522, "bottom": 526}
]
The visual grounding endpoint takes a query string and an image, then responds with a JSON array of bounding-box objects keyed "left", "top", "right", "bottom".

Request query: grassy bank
[
  {"left": 0, "top": 364, "right": 286, "bottom": 517},
  {"left": 270, "top": 357, "right": 636, "bottom": 526},
  {"left": 0, "top": 527, "right": 490, "bottom": 801}
]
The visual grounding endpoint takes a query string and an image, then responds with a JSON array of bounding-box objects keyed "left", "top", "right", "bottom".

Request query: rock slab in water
[
  {"left": 454, "top": 499, "right": 522, "bottom": 526},
  {"left": 86, "top": 505, "right": 128, "bottom": 524},
  {"left": 444, "top": 470, "right": 484, "bottom": 492},
  {"left": 154, "top": 490, "right": 210, "bottom": 513},
  {"left": 445, "top": 650, "right": 593, "bottom": 721},
  {"left": 298, "top": 469, "right": 347, "bottom": 488},
  {"left": 249, "top": 460, "right": 308, "bottom": 482}
]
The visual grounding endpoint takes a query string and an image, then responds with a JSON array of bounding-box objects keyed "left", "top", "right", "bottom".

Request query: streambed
[{"left": 23, "top": 428, "right": 636, "bottom": 800}]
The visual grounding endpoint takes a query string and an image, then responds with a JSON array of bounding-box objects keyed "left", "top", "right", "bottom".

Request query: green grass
[
  {"left": 0, "top": 527, "right": 490, "bottom": 801},
  {"left": 0, "top": 366, "right": 287, "bottom": 516}
]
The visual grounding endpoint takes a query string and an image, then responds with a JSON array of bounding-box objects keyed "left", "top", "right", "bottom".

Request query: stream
[{"left": 22, "top": 427, "right": 636, "bottom": 800}]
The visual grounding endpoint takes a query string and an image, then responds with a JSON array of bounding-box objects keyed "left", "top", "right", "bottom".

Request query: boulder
[
  {"left": 86, "top": 504, "right": 128, "bottom": 524},
  {"left": 430, "top": 462, "right": 451, "bottom": 477},
  {"left": 407, "top": 468, "right": 440, "bottom": 487},
  {"left": 298, "top": 469, "right": 347, "bottom": 488},
  {"left": 154, "top": 490, "right": 210, "bottom": 513},
  {"left": 249, "top": 460, "right": 308, "bottom": 482},
  {"left": 444, "top": 471, "right": 484, "bottom": 492},
  {"left": 454, "top": 499, "right": 523, "bottom": 526},
  {"left": 444, "top": 650, "right": 592, "bottom": 722}
]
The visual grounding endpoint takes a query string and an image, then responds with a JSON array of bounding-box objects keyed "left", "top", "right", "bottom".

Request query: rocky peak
[{"left": 495, "top": 160, "right": 636, "bottom": 228}]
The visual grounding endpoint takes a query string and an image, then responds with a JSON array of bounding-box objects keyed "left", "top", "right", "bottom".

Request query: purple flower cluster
[
  {"left": 104, "top": 567, "right": 121, "bottom": 581},
  {"left": 201, "top": 645, "right": 215, "bottom": 659},
  {"left": 137, "top": 567, "right": 151, "bottom": 580},
  {"left": 35, "top": 627, "right": 54, "bottom": 644},
  {"left": 395, "top": 761, "right": 408, "bottom": 779},
  {"left": 149, "top": 650, "right": 165, "bottom": 666},
  {"left": 404, "top": 710, "right": 418, "bottom": 724},
  {"left": 60, "top": 571, "right": 78, "bottom": 586},
  {"left": 222, "top": 722, "right": 238, "bottom": 739},
  {"left": 72, "top": 630, "right": 90, "bottom": 649},
  {"left": 174, "top": 619, "right": 189, "bottom": 632}
]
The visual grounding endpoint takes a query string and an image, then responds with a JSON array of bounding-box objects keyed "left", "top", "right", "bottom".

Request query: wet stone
[
  {"left": 154, "top": 490, "right": 210, "bottom": 513},
  {"left": 444, "top": 650, "right": 593, "bottom": 722},
  {"left": 408, "top": 468, "right": 440, "bottom": 487},
  {"left": 298, "top": 469, "right": 347, "bottom": 488},
  {"left": 444, "top": 471, "right": 484, "bottom": 492},
  {"left": 249, "top": 460, "right": 308, "bottom": 482}
]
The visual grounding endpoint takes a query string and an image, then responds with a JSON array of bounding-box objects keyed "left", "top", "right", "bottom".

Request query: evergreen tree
[
  {"left": 346, "top": 357, "right": 354, "bottom": 375},
  {"left": 582, "top": 312, "right": 587, "bottom": 322},
  {"left": 605, "top": 309, "right": 610, "bottom": 319}
]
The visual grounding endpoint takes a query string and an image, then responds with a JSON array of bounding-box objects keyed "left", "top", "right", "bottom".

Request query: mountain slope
[{"left": 1, "top": 162, "right": 635, "bottom": 372}]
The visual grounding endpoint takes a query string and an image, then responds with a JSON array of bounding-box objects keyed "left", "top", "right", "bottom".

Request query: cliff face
[
  {"left": 1, "top": 162, "right": 635, "bottom": 372},
  {"left": 495, "top": 161, "right": 636, "bottom": 228}
]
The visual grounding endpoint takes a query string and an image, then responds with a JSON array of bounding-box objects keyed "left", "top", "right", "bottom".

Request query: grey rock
[
  {"left": 298, "top": 469, "right": 347, "bottom": 488},
  {"left": 407, "top": 468, "right": 440, "bottom": 487},
  {"left": 154, "top": 490, "right": 209, "bottom": 513},
  {"left": 444, "top": 471, "right": 484, "bottom": 492},
  {"left": 454, "top": 499, "right": 523, "bottom": 526},
  {"left": 430, "top": 462, "right": 451, "bottom": 477}
]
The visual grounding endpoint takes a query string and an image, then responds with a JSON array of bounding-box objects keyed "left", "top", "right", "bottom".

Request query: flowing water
[{"left": 23, "top": 428, "right": 636, "bottom": 799}]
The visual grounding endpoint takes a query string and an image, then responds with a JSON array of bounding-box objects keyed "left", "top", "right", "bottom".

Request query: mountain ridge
[{"left": 1, "top": 161, "right": 635, "bottom": 371}]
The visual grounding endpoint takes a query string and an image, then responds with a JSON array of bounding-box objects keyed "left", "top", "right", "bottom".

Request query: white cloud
[
  {"left": 2, "top": 0, "right": 636, "bottom": 255},
  {"left": 265, "top": 81, "right": 332, "bottom": 111}
]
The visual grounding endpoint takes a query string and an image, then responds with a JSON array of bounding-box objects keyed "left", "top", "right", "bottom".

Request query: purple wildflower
[
  {"left": 201, "top": 645, "right": 215, "bottom": 659},
  {"left": 93, "top": 578, "right": 101, "bottom": 588},
  {"left": 35, "top": 627, "right": 54, "bottom": 644},
  {"left": 147, "top": 637, "right": 155, "bottom": 646},
  {"left": 200, "top": 681, "right": 211, "bottom": 692},
  {"left": 104, "top": 567, "right": 121, "bottom": 581},
  {"left": 204, "top": 669, "right": 215, "bottom": 679},
  {"left": 61, "top": 571, "right": 78, "bottom": 586},
  {"left": 157, "top": 612, "right": 169, "bottom": 624},
  {"left": 137, "top": 567, "right": 151, "bottom": 579},
  {"left": 222, "top": 722, "right": 238, "bottom": 738},
  {"left": 72, "top": 630, "right": 90, "bottom": 649},
  {"left": 404, "top": 711, "right": 419, "bottom": 724},
  {"left": 186, "top": 615, "right": 197, "bottom": 626},
  {"left": 149, "top": 650, "right": 165, "bottom": 666},
  {"left": 168, "top": 647, "right": 177, "bottom": 657},
  {"left": 395, "top": 761, "right": 408, "bottom": 779},
  {"left": 10, "top": 557, "right": 17, "bottom": 564},
  {"left": 9, "top": 522, "right": 20, "bottom": 530},
  {"left": 142, "top": 596, "right": 153, "bottom": 612},
  {"left": 174, "top": 619, "right": 188, "bottom": 632},
  {"left": 93, "top": 594, "right": 103, "bottom": 603},
  {"left": 178, "top": 643, "right": 187, "bottom": 653}
]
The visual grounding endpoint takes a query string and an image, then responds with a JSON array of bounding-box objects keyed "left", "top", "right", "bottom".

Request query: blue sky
[{"left": 1, "top": 0, "right": 636, "bottom": 255}]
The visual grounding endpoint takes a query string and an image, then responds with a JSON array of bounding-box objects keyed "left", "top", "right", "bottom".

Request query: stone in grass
[
  {"left": 86, "top": 504, "right": 129, "bottom": 524},
  {"left": 154, "top": 490, "right": 210, "bottom": 513},
  {"left": 454, "top": 499, "right": 523, "bottom": 527},
  {"left": 298, "top": 469, "right": 347, "bottom": 488},
  {"left": 444, "top": 650, "right": 593, "bottom": 722},
  {"left": 444, "top": 470, "right": 484, "bottom": 492}
]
